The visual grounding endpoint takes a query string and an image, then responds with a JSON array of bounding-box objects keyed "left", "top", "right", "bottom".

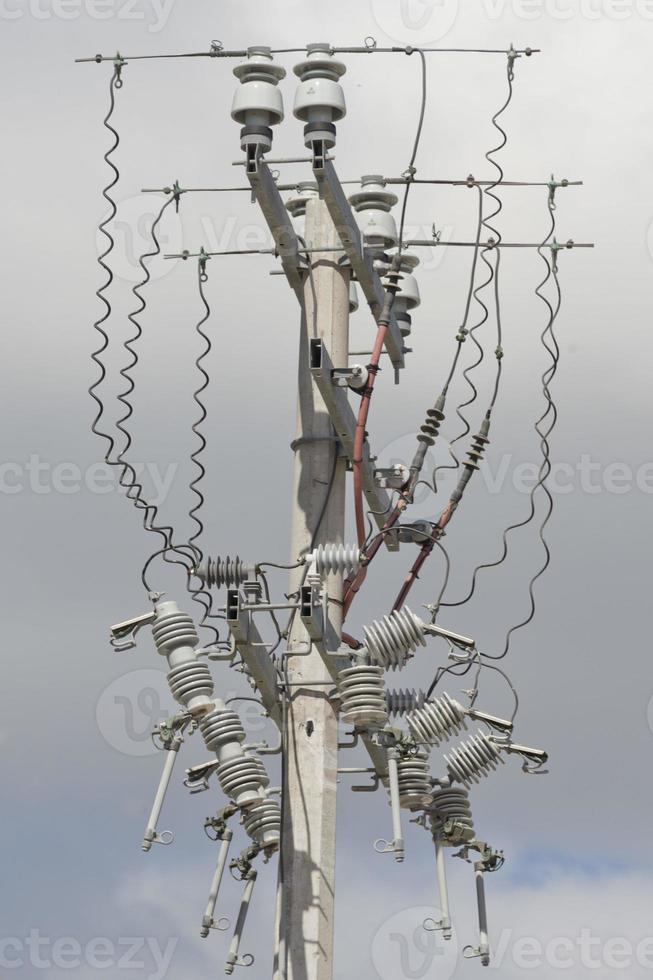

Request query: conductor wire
[
  {"left": 88, "top": 64, "right": 121, "bottom": 473},
  {"left": 440, "top": 191, "right": 560, "bottom": 644}
]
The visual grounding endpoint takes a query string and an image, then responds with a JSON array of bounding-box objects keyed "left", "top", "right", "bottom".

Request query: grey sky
[{"left": 1, "top": 1, "right": 652, "bottom": 977}]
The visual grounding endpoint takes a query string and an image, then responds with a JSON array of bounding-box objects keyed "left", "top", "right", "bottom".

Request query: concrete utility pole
[{"left": 275, "top": 195, "right": 350, "bottom": 980}]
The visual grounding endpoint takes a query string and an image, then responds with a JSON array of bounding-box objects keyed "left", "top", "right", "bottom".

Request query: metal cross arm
[
  {"left": 309, "top": 337, "right": 398, "bottom": 551},
  {"left": 225, "top": 589, "right": 283, "bottom": 730},
  {"left": 244, "top": 150, "right": 306, "bottom": 304},
  {"left": 311, "top": 149, "right": 405, "bottom": 372}
]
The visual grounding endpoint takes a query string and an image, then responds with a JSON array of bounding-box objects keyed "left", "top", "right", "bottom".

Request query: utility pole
[{"left": 275, "top": 193, "right": 350, "bottom": 980}]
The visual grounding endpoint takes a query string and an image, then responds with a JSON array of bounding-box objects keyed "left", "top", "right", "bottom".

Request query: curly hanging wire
[
  {"left": 441, "top": 187, "right": 560, "bottom": 640},
  {"left": 115, "top": 193, "right": 199, "bottom": 594},
  {"left": 88, "top": 63, "right": 122, "bottom": 470},
  {"left": 484, "top": 201, "right": 562, "bottom": 660},
  {"left": 430, "top": 56, "right": 514, "bottom": 499},
  {"left": 426, "top": 184, "right": 486, "bottom": 495},
  {"left": 183, "top": 251, "right": 223, "bottom": 644}
]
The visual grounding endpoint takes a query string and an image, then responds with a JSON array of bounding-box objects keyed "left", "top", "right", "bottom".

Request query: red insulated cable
[{"left": 352, "top": 322, "right": 388, "bottom": 549}]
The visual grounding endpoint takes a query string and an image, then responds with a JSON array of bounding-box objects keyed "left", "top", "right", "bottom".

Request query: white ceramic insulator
[
  {"left": 363, "top": 607, "right": 427, "bottom": 671},
  {"left": 429, "top": 787, "right": 475, "bottom": 837},
  {"left": 407, "top": 693, "right": 468, "bottom": 747},
  {"left": 397, "top": 752, "right": 432, "bottom": 810},
  {"left": 152, "top": 601, "right": 214, "bottom": 715},
  {"left": 242, "top": 797, "right": 281, "bottom": 849},
  {"left": 338, "top": 665, "right": 388, "bottom": 730},
  {"left": 311, "top": 543, "right": 361, "bottom": 577},
  {"left": 444, "top": 731, "right": 504, "bottom": 788}
]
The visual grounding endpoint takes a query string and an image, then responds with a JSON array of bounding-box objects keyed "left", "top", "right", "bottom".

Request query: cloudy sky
[{"left": 1, "top": 1, "right": 652, "bottom": 978}]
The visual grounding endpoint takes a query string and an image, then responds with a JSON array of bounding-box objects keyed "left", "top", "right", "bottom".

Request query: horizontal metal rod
[
  {"left": 232, "top": 156, "right": 334, "bottom": 166},
  {"left": 75, "top": 45, "right": 540, "bottom": 65},
  {"left": 404, "top": 240, "right": 594, "bottom": 249},
  {"left": 164, "top": 245, "right": 361, "bottom": 260},
  {"left": 142, "top": 178, "right": 582, "bottom": 196}
]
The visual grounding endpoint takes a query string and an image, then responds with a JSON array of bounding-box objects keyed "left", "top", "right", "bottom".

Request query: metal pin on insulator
[
  {"left": 397, "top": 750, "right": 432, "bottom": 810},
  {"left": 444, "top": 731, "right": 504, "bottom": 787},
  {"left": 196, "top": 555, "right": 256, "bottom": 591},
  {"left": 337, "top": 664, "right": 388, "bottom": 730},
  {"left": 385, "top": 688, "right": 426, "bottom": 717}
]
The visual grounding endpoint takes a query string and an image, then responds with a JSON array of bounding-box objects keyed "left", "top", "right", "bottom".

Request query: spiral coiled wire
[
  {"left": 396, "top": 751, "right": 432, "bottom": 810},
  {"left": 338, "top": 664, "right": 388, "bottom": 729},
  {"left": 440, "top": 190, "right": 562, "bottom": 652},
  {"left": 385, "top": 688, "right": 426, "bottom": 717},
  {"left": 444, "top": 731, "right": 504, "bottom": 787},
  {"left": 88, "top": 68, "right": 124, "bottom": 505},
  {"left": 407, "top": 693, "right": 468, "bottom": 747},
  {"left": 429, "top": 786, "right": 475, "bottom": 838},
  {"left": 363, "top": 607, "right": 426, "bottom": 671}
]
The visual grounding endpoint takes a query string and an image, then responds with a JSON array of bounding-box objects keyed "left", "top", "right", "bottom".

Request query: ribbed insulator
[
  {"left": 397, "top": 752, "right": 432, "bottom": 810},
  {"left": 386, "top": 688, "right": 426, "bottom": 717},
  {"left": 338, "top": 665, "right": 388, "bottom": 730},
  {"left": 167, "top": 661, "right": 214, "bottom": 709},
  {"left": 465, "top": 427, "right": 490, "bottom": 471},
  {"left": 217, "top": 755, "right": 269, "bottom": 804},
  {"left": 311, "top": 544, "right": 361, "bottom": 577},
  {"left": 196, "top": 555, "right": 255, "bottom": 590},
  {"left": 444, "top": 731, "right": 504, "bottom": 787},
  {"left": 200, "top": 708, "right": 247, "bottom": 753},
  {"left": 407, "top": 693, "right": 468, "bottom": 748},
  {"left": 429, "top": 787, "right": 475, "bottom": 837},
  {"left": 152, "top": 609, "right": 198, "bottom": 654},
  {"left": 242, "top": 798, "right": 281, "bottom": 849},
  {"left": 417, "top": 406, "right": 445, "bottom": 447},
  {"left": 363, "top": 607, "right": 426, "bottom": 671}
]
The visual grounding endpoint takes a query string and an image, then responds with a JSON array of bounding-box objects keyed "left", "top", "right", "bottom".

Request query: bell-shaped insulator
[
  {"left": 349, "top": 175, "right": 399, "bottom": 253},
  {"left": 349, "top": 281, "right": 359, "bottom": 313},
  {"left": 384, "top": 252, "right": 421, "bottom": 336},
  {"left": 286, "top": 180, "right": 320, "bottom": 221},
  {"left": 232, "top": 46, "right": 286, "bottom": 153},
  {"left": 293, "top": 43, "right": 346, "bottom": 148}
]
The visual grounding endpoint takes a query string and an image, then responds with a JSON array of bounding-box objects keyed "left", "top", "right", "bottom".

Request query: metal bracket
[
  {"left": 244, "top": 148, "right": 305, "bottom": 304},
  {"left": 309, "top": 337, "right": 398, "bottom": 551},
  {"left": 311, "top": 148, "right": 405, "bottom": 372}
]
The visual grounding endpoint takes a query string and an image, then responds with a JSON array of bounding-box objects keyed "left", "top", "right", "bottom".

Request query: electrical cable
[{"left": 439, "top": 192, "right": 560, "bottom": 629}]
